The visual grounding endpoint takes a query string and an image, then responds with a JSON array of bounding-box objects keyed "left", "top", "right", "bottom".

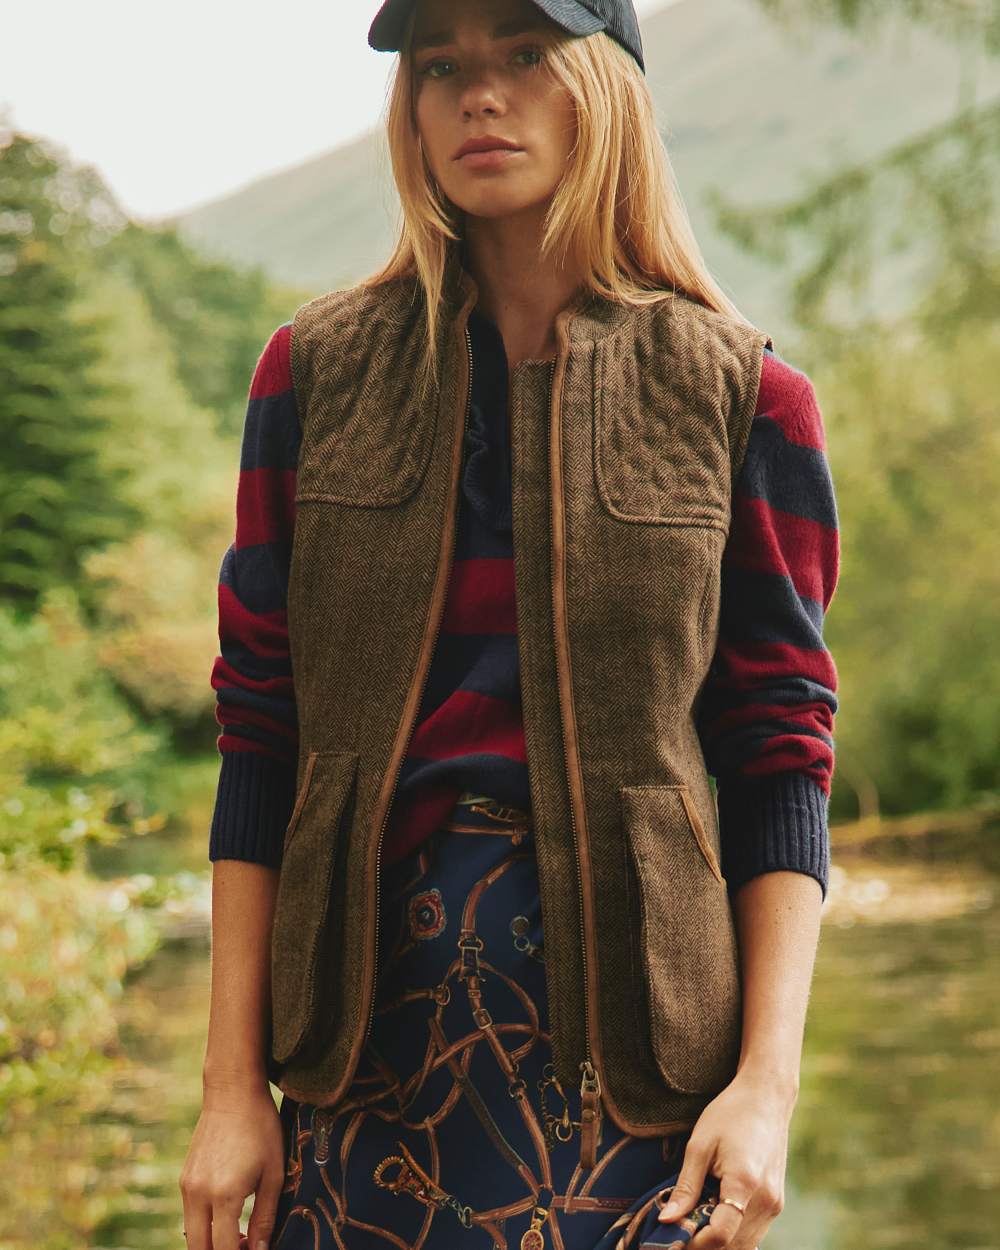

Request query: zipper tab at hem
[{"left": 578, "top": 1059, "right": 603, "bottom": 1171}]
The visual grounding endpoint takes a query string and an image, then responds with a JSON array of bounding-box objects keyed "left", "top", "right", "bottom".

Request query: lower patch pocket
[
  {"left": 621, "top": 783, "right": 742, "bottom": 1096},
  {"left": 270, "top": 750, "right": 359, "bottom": 1063}
]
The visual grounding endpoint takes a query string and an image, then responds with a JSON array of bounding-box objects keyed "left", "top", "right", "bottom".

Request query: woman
[{"left": 179, "top": 0, "right": 840, "bottom": 1248}]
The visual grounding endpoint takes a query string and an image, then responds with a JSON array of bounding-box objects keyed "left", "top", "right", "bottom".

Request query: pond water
[{"left": 84, "top": 855, "right": 1000, "bottom": 1249}]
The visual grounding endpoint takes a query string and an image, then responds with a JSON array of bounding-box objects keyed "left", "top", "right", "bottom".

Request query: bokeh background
[{"left": 1, "top": 0, "right": 998, "bottom": 1246}]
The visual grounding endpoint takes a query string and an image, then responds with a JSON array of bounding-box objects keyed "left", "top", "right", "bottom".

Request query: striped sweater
[{"left": 209, "top": 305, "right": 840, "bottom": 899}]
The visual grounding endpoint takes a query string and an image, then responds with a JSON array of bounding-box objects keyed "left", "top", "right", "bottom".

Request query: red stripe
[
  {"left": 383, "top": 784, "right": 467, "bottom": 865},
  {"left": 248, "top": 324, "right": 292, "bottom": 401},
  {"left": 710, "top": 638, "right": 839, "bottom": 691},
  {"left": 214, "top": 702, "right": 297, "bottom": 742},
  {"left": 211, "top": 655, "right": 294, "bottom": 698},
  {"left": 216, "top": 584, "right": 289, "bottom": 657},
  {"left": 757, "top": 353, "right": 826, "bottom": 451},
  {"left": 700, "top": 695, "right": 834, "bottom": 737},
  {"left": 726, "top": 494, "right": 839, "bottom": 605},
  {"left": 440, "top": 558, "right": 518, "bottom": 633},
  {"left": 216, "top": 736, "right": 287, "bottom": 758},
  {"left": 235, "top": 467, "right": 296, "bottom": 548},
  {"left": 738, "top": 755, "right": 831, "bottom": 791},
  {"left": 406, "top": 688, "right": 527, "bottom": 764}
]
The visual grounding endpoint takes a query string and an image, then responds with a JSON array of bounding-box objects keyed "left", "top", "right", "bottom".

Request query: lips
[{"left": 454, "top": 136, "right": 523, "bottom": 159}]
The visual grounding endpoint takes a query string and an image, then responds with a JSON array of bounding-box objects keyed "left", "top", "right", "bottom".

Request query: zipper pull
[{"left": 578, "top": 1059, "right": 603, "bottom": 1171}]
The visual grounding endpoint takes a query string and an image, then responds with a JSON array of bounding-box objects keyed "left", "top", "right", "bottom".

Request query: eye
[
  {"left": 418, "top": 57, "right": 455, "bottom": 78},
  {"left": 417, "top": 44, "right": 545, "bottom": 78}
]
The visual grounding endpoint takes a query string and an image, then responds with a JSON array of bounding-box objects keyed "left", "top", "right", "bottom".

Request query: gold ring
[{"left": 718, "top": 1196, "right": 746, "bottom": 1214}]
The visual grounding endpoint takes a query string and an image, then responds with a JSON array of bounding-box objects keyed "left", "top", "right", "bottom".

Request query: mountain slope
[{"left": 168, "top": 0, "right": 1000, "bottom": 334}]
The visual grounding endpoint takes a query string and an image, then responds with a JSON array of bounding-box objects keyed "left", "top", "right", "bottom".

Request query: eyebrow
[{"left": 412, "top": 18, "right": 544, "bottom": 52}]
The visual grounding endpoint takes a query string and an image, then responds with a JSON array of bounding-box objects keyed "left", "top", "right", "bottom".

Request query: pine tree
[{"left": 0, "top": 124, "right": 138, "bottom": 610}]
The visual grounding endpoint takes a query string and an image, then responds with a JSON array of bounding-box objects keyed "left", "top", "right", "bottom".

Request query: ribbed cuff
[
  {"left": 209, "top": 750, "right": 297, "bottom": 868},
  {"left": 717, "top": 771, "right": 830, "bottom": 901}
]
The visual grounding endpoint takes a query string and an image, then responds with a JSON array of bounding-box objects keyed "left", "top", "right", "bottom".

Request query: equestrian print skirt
[{"left": 268, "top": 793, "right": 725, "bottom": 1250}]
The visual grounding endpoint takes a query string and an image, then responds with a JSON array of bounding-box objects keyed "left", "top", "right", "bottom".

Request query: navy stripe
[
  {"left": 718, "top": 565, "right": 827, "bottom": 644},
  {"left": 216, "top": 685, "right": 297, "bottom": 728},
  {"left": 453, "top": 523, "right": 514, "bottom": 560},
  {"left": 700, "top": 718, "right": 835, "bottom": 767},
  {"left": 219, "top": 541, "right": 292, "bottom": 614},
  {"left": 215, "top": 719, "right": 297, "bottom": 757},
  {"left": 739, "top": 415, "right": 839, "bottom": 529},
  {"left": 240, "top": 390, "right": 302, "bottom": 472},
  {"left": 218, "top": 638, "right": 294, "bottom": 681},
  {"left": 394, "top": 752, "right": 532, "bottom": 812},
  {"left": 699, "top": 675, "right": 839, "bottom": 720},
  {"left": 418, "top": 632, "right": 522, "bottom": 713}
]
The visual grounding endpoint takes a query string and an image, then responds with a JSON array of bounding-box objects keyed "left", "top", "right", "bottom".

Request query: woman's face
[{"left": 410, "top": 0, "right": 577, "bottom": 223}]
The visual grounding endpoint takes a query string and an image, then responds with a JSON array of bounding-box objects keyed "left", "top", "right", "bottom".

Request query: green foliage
[
  {"left": 756, "top": 0, "right": 1000, "bottom": 55},
  {"left": 0, "top": 856, "right": 164, "bottom": 1245},
  {"left": 98, "top": 219, "right": 296, "bottom": 440},
  {"left": 812, "top": 317, "right": 1000, "bottom": 816},
  {"left": 0, "top": 120, "right": 266, "bottom": 1241},
  {"left": 0, "top": 586, "right": 166, "bottom": 868},
  {"left": 703, "top": 30, "right": 1000, "bottom": 821},
  {"left": 707, "top": 96, "right": 1000, "bottom": 338},
  {"left": 0, "top": 120, "right": 287, "bottom": 730},
  {"left": 0, "top": 584, "right": 170, "bottom": 1209},
  {"left": 0, "top": 130, "right": 142, "bottom": 611},
  {"left": 70, "top": 267, "right": 237, "bottom": 727},
  {"left": 0, "top": 585, "right": 212, "bottom": 1244},
  {"left": 0, "top": 856, "right": 161, "bottom": 1108}
]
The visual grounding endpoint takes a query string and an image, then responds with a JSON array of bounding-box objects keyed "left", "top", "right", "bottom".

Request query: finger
[
  {"left": 730, "top": 1211, "right": 768, "bottom": 1250},
  {"left": 731, "top": 1184, "right": 784, "bottom": 1250},
  {"left": 246, "top": 1162, "right": 285, "bottom": 1250},
  {"left": 180, "top": 1190, "right": 212, "bottom": 1250},
  {"left": 733, "top": 1222, "right": 769, "bottom": 1250},
  {"left": 211, "top": 1194, "right": 247, "bottom": 1250},
  {"left": 657, "top": 1138, "right": 713, "bottom": 1223},
  {"left": 688, "top": 1181, "right": 754, "bottom": 1249}
]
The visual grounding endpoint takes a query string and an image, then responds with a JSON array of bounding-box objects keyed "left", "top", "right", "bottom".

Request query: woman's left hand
[{"left": 655, "top": 1068, "right": 797, "bottom": 1249}]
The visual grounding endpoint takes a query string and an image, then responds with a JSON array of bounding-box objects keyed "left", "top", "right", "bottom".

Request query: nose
[{"left": 458, "top": 67, "right": 506, "bottom": 118}]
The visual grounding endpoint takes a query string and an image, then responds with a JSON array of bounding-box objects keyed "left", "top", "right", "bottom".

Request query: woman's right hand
[{"left": 179, "top": 1075, "right": 287, "bottom": 1250}]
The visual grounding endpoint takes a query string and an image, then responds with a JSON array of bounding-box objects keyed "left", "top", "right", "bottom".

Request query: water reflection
[{"left": 783, "top": 858, "right": 999, "bottom": 1249}]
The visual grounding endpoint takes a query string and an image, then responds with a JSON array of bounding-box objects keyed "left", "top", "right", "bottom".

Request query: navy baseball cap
[{"left": 368, "top": 0, "right": 646, "bottom": 75}]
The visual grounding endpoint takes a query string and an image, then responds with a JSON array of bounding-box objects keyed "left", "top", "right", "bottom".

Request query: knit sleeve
[
  {"left": 695, "top": 350, "right": 840, "bottom": 901},
  {"left": 208, "top": 323, "right": 300, "bottom": 868}
]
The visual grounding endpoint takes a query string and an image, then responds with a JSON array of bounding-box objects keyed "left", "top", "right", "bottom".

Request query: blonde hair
[{"left": 360, "top": 11, "right": 754, "bottom": 396}]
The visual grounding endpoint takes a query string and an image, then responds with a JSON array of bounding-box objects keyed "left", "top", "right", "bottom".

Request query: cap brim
[
  {"left": 368, "top": 0, "right": 413, "bottom": 52},
  {"left": 368, "top": 0, "right": 607, "bottom": 52}
]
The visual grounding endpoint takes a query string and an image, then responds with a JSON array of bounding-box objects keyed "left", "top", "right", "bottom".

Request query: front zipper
[
  {"left": 543, "top": 354, "right": 604, "bottom": 1170},
  {"left": 361, "top": 324, "right": 475, "bottom": 1050}
]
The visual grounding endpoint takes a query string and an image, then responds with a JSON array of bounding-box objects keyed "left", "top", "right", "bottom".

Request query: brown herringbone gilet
[{"left": 266, "top": 239, "right": 771, "bottom": 1163}]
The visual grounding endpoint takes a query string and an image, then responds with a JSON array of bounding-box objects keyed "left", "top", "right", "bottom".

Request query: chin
[{"left": 451, "top": 187, "right": 548, "bottom": 220}]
